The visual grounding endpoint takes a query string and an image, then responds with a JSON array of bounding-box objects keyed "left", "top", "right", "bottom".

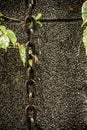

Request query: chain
[{"left": 25, "top": 0, "right": 37, "bottom": 130}]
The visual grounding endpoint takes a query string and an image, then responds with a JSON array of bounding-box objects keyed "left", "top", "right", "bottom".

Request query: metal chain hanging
[{"left": 25, "top": 0, "right": 37, "bottom": 130}]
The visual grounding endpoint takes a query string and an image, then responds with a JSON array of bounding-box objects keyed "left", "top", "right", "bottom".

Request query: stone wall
[{"left": 0, "top": 0, "right": 87, "bottom": 130}]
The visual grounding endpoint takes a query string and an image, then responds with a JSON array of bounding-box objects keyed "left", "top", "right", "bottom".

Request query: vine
[{"left": 0, "top": 12, "right": 42, "bottom": 66}]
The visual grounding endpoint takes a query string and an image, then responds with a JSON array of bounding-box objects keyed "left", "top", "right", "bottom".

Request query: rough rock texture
[{"left": 0, "top": 0, "right": 87, "bottom": 130}]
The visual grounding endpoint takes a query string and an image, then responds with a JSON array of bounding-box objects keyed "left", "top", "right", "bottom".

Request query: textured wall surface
[{"left": 0, "top": 0, "right": 87, "bottom": 130}]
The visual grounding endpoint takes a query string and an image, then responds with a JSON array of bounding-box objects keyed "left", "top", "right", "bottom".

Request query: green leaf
[
  {"left": 19, "top": 45, "right": 26, "bottom": 66},
  {"left": 34, "top": 55, "right": 38, "bottom": 63},
  {"left": 0, "top": 34, "right": 9, "bottom": 51},
  {"left": 7, "top": 30, "right": 17, "bottom": 46},
  {"left": 0, "top": 18, "right": 4, "bottom": 22},
  {"left": 35, "top": 13, "right": 42, "bottom": 20},
  {"left": 29, "top": 21, "right": 34, "bottom": 29},
  {"left": 29, "top": 49, "right": 32, "bottom": 54},
  {"left": 82, "top": 1, "right": 87, "bottom": 26},
  {"left": 29, "top": 59, "right": 33, "bottom": 67},
  {"left": 83, "top": 27, "right": 87, "bottom": 55},
  {"left": 36, "top": 21, "right": 43, "bottom": 27},
  {"left": 0, "top": 31, "right": 3, "bottom": 36},
  {"left": 0, "top": 25, "right": 6, "bottom": 33}
]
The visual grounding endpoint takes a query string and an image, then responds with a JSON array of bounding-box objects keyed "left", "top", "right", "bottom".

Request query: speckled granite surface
[{"left": 0, "top": 0, "right": 87, "bottom": 130}]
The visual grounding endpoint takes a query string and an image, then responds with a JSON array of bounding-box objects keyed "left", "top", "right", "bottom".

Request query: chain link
[
  {"left": 25, "top": 0, "right": 37, "bottom": 130},
  {"left": 25, "top": 0, "right": 36, "bottom": 9}
]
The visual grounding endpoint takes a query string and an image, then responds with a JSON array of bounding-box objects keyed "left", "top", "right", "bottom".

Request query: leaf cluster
[
  {"left": 0, "top": 25, "right": 38, "bottom": 67},
  {"left": 29, "top": 13, "right": 42, "bottom": 29},
  {"left": 0, "top": 25, "right": 17, "bottom": 50},
  {"left": 0, "top": 25, "right": 26, "bottom": 66}
]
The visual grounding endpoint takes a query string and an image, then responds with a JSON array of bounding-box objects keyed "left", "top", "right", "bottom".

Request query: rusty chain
[{"left": 25, "top": 0, "right": 37, "bottom": 130}]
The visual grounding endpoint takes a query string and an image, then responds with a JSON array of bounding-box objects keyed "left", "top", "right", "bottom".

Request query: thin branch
[
  {"left": 2, "top": 15, "right": 24, "bottom": 23},
  {"left": 0, "top": 12, "right": 24, "bottom": 23}
]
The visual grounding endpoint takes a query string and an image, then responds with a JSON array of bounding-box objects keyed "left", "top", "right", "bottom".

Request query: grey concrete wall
[{"left": 0, "top": 0, "right": 87, "bottom": 130}]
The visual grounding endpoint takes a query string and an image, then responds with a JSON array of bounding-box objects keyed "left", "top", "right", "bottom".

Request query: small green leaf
[
  {"left": 29, "top": 21, "right": 34, "bottom": 29},
  {"left": 83, "top": 27, "right": 87, "bottom": 55},
  {"left": 35, "top": 13, "right": 42, "bottom": 20},
  {"left": 34, "top": 55, "right": 38, "bottom": 63},
  {"left": 0, "top": 31, "right": 3, "bottom": 36},
  {"left": 29, "top": 49, "right": 32, "bottom": 54},
  {"left": 19, "top": 45, "right": 26, "bottom": 66},
  {"left": 36, "top": 21, "right": 43, "bottom": 27},
  {"left": 29, "top": 59, "right": 33, "bottom": 67},
  {"left": 0, "top": 25, "right": 6, "bottom": 33},
  {"left": 0, "top": 18, "right": 4, "bottom": 22},
  {"left": 82, "top": 1, "right": 87, "bottom": 26},
  {"left": 0, "top": 35, "right": 9, "bottom": 51},
  {"left": 7, "top": 30, "right": 17, "bottom": 46}
]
